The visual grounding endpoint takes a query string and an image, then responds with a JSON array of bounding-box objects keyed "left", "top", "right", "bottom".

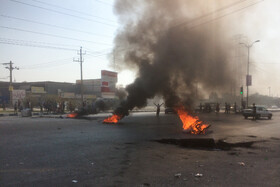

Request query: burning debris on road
[
  {"left": 67, "top": 113, "right": 78, "bottom": 118},
  {"left": 72, "top": 0, "right": 236, "bottom": 132},
  {"left": 103, "top": 114, "right": 124, "bottom": 124},
  {"left": 175, "top": 106, "right": 210, "bottom": 134},
  {"left": 108, "top": 0, "right": 236, "bottom": 127}
]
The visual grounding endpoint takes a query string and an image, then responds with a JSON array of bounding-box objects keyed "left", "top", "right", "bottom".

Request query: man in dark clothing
[
  {"left": 216, "top": 103, "right": 220, "bottom": 113},
  {"left": 199, "top": 103, "right": 203, "bottom": 112},
  {"left": 154, "top": 103, "right": 164, "bottom": 117},
  {"left": 227, "top": 103, "right": 231, "bottom": 114},
  {"left": 225, "top": 102, "right": 227, "bottom": 113},
  {"left": 14, "top": 102, "right": 18, "bottom": 114},
  {"left": 253, "top": 103, "right": 257, "bottom": 120}
]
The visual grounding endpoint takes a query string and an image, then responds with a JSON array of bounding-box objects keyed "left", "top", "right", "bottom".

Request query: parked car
[
  {"left": 243, "top": 106, "right": 272, "bottom": 119},
  {"left": 165, "top": 107, "right": 176, "bottom": 114}
]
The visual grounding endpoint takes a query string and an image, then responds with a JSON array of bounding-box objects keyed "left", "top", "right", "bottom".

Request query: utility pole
[
  {"left": 233, "top": 34, "right": 246, "bottom": 97},
  {"left": 240, "top": 40, "right": 260, "bottom": 108},
  {"left": 268, "top": 87, "right": 271, "bottom": 97},
  {"left": 2, "top": 61, "right": 19, "bottom": 105},
  {"left": 73, "top": 47, "right": 86, "bottom": 105}
]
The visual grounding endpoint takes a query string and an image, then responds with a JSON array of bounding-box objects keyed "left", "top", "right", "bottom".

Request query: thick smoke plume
[{"left": 113, "top": 0, "right": 236, "bottom": 114}]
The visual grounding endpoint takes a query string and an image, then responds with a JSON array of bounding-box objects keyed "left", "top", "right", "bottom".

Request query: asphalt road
[{"left": 1, "top": 112, "right": 280, "bottom": 186}]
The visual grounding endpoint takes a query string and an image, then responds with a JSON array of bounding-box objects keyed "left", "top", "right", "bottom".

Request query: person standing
[
  {"left": 216, "top": 103, "right": 220, "bottom": 113},
  {"left": 253, "top": 103, "right": 257, "bottom": 120},
  {"left": 2, "top": 101, "right": 6, "bottom": 111},
  {"left": 199, "top": 103, "right": 203, "bottom": 112},
  {"left": 154, "top": 103, "right": 164, "bottom": 117},
  {"left": 14, "top": 101, "right": 18, "bottom": 114},
  {"left": 224, "top": 102, "right": 227, "bottom": 114}
]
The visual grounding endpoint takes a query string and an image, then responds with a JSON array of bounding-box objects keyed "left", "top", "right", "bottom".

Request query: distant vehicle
[
  {"left": 165, "top": 107, "right": 176, "bottom": 114},
  {"left": 243, "top": 106, "right": 272, "bottom": 120},
  {"left": 271, "top": 105, "right": 278, "bottom": 109}
]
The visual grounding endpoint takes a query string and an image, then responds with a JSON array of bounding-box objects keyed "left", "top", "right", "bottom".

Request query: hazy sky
[{"left": 0, "top": 0, "right": 279, "bottom": 96}]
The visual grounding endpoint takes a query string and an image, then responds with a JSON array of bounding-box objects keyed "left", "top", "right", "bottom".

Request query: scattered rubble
[
  {"left": 238, "top": 162, "right": 245, "bottom": 166},
  {"left": 195, "top": 173, "right": 203, "bottom": 177},
  {"left": 174, "top": 173, "right": 182, "bottom": 178}
]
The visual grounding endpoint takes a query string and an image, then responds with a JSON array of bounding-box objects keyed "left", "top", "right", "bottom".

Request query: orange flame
[
  {"left": 67, "top": 113, "right": 78, "bottom": 118},
  {"left": 103, "top": 114, "right": 123, "bottom": 124},
  {"left": 175, "top": 106, "right": 210, "bottom": 134}
]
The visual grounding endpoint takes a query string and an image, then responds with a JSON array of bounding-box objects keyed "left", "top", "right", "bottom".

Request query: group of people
[
  {"left": 1, "top": 101, "right": 6, "bottom": 111},
  {"left": 198, "top": 102, "right": 239, "bottom": 114},
  {"left": 42, "top": 100, "right": 67, "bottom": 114},
  {"left": 13, "top": 100, "right": 24, "bottom": 114},
  {"left": 11, "top": 100, "right": 71, "bottom": 114},
  {"left": 224, "top": 102, "right": 238, "bottom": 114}
]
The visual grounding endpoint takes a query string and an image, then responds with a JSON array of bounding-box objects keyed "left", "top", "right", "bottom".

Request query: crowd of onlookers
[
  {"left": 0, "top": 100, "right": 77, "bottom": 114},
  {"left": 1, "top": 98, "right": 117, "bottom": 115},
  {"left": 198, "top": 102, "right": 245, "bottom": 114}
]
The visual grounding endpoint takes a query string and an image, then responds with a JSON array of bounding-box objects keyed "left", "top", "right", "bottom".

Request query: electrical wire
[
  {"left": 171, "top": 0, "right": 263, "bottom": 30},
  {"left": 0, "top": 25, "right": 113, "bottom": 46},
  {"left": 0, "top": 37, "right": 79, "bottom": 48},
  {"left": 9, "top": 0, "right": 118, "bottom": 27},
  {"left": 24, "top": 61, "right": 75, "bottom": 70},
  {"left": 21, "top": 57, "right": 74, "bottom": 68},
  {"left": 94, "top": 0, "right": 114, "bottom": 7},
  {"left": 30, "top": 0, "right": 117, "bottom": 23},
  {"left": 0, "top": 14, "right": 113, "bottom": 38},
  {"left": 0, "top": 38, "right": 114, "bottom": 58},
  {"left": 0, "top": 40, "right": 78, "bottom": 51}
]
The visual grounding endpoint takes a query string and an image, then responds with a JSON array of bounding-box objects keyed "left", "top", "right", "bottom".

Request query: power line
[
  {"left": 30, "top": 0, "right": 117, "bottom": 23},
  {"left": 187, "top": 0, "right": 263, "bottom": 30},
  {"left": 0, "top": 25, "right": 113, "bottom": 46},
  {"left": 172, "top": 0, "right": 253, "bottom": 28},
  {"left": 171, "top": 0, "right": 263, "bottom": 29},
  {"left": 86, "top": 52, "right": 110, "bottom": 58},
  {"left": 0, "top": 40, "right": 78, "bottom": 51},
  {"left": 23, "top": 61, "right": 75, "bottom": 70},
  {"left": 0, "top": 14, "right": 113, "bottom": 38},
  {"left": 0, "top": 37, "right": 115, "bottom": 54},
  {"left": 94, "top": 0, "right": 114, "bottom": 7},
  {"left": 0, "top": 37, "right": 79, "bottom": 48},
  {"left": 9, "top": 0, "right": 118, "bottom": 27},
  {"left": 21, "top": 57, "right": 74, "bottom": 69}
]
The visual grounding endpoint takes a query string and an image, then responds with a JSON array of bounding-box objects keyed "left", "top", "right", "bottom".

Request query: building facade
[{"left": 0, "top": 70, "right": 118, "bottom": 105}]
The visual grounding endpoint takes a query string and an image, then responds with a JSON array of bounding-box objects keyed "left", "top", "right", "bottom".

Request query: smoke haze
[{"left": 113, "top": 0, "right": 237, "bottom": 112}]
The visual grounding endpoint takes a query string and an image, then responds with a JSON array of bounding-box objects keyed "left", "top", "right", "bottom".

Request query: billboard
[
  {"left": 12, "top": 90, "right": 26, "bottom": 101},
  {"left": 60, "top": 92, "right": 75, "bottom": 99},
  {"left": 246, "top": 75, "right": 252, "bottom": 86},
  {"left": 101, "top": 70, "right": 117, "bottom": 98},
  {"left": 31, "top": 86, "right": 46, "bottom": 94}
]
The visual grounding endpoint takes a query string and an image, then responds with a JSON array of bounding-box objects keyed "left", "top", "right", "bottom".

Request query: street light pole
[{"left": 240, "top": 40, "right": 260, "bottom": 108}]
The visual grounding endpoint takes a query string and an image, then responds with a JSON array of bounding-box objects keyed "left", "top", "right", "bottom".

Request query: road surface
[{"left": 1, "top": 112, "right": 280, "bottom": 186}]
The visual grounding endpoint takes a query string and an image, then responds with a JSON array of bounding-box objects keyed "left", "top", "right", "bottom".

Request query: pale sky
[{"left": 0, "top": 0, "right": 279, "bottom": 96}]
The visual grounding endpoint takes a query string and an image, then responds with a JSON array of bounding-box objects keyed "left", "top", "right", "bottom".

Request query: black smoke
[{"left": 113, "top": 0, "right": 236, "bottom": 114}]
